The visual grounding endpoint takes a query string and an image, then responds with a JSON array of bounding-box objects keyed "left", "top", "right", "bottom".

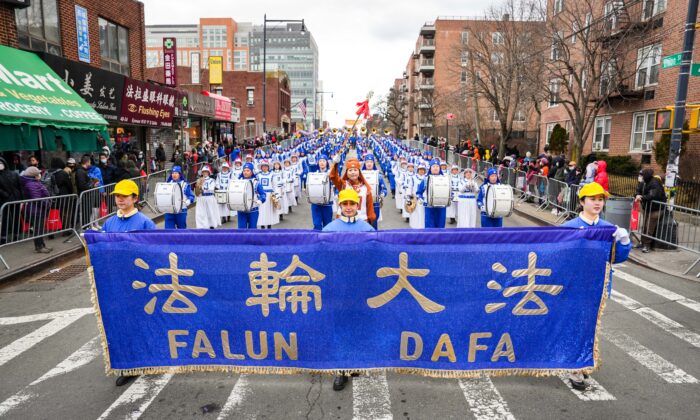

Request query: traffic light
[
  {"left": 654, "top": 107, "right": 673, "bottom": 131},
  {"left": 689, "top": 107, "right": 700, "bottom": 131}
]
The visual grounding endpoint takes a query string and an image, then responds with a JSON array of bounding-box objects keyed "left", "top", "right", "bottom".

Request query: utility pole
[{"left": 665, "top": 0, "right": 699, "bottom": 202}]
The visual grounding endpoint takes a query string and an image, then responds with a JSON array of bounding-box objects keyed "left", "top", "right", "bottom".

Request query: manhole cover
[{"left": 35, "top": 263, "right": 87, "bottom": 282}]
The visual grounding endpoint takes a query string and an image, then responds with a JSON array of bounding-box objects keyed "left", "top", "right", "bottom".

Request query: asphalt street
[{"left": 0, "top": 181, "right": 699, "bottom": 419}]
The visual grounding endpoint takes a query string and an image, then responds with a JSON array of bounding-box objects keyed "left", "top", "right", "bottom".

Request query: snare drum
[
  {"left": 363, "top": 170, "right": 380, "bottom": 202},
  {"left": 215, "top": 190, "right": 228, "bottom": 204},
  {"left": 154, "top": 182, "right": 184, "bottom": 213},
  {"left": 485, "top": 184, "right": 514, "bottom": 218},
  {"left": 426, "top": 175, "right": 452, "bottom": 208},
  {"left": 307, "top": 172, "right": 332, "bottom": 205},
  {"left": 227, "top": 179, "right": 255, "bottom": 212}
]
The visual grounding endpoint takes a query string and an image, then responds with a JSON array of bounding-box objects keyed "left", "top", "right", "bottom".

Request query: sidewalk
[{"left": 514, "top": 200, "right": 700, "bottom": 282}]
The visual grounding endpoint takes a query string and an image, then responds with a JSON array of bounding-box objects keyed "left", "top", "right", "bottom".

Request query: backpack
[{"left": 42, "top": 169, "right": 61, "bottom": 196}]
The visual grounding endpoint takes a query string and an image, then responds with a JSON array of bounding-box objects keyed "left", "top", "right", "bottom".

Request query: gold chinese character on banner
[
  {"left": 367, "top": 252, "right": 445, "bottom": 313},
  {"left": 485, "top": 252, "right": 563, "bottom": 316},
  {"left": 246, "top": 253, "right": 326, "bottom": 317},
  {"left": 131, "top": 253, "right": 208, "bottom": 315}
]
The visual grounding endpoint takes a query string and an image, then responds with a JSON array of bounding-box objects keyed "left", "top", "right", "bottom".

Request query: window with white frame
[
  {"left": 514, "top": 108, "right": 526, "bottom": 122},
  {"left": 14, "top": 0, "right": 62, "bottom": 56},
  {"left": 98, "top": 18, "right": 130, "bottom": 76},
  {"left": 581, "top": 70, "right": 588, "bottom": 91},
  {"left": 234, "top": 50, "right": 248, "bottom": 71},
  {"left": 584, "top": 13, "right": 592, "bottom": 37},
  {"left": 636, "top": 44, "right": 661, "bottom": 88},
  {"left": 461, "top": 51, "right": 469, "bottom": 66},
  {"left": 492, "top": 32, "right": 504, "bottom": 45},
  {"left": 548, "top": 79, "right": 560, "bottom": 107},
  {"left": 571, "top": 22, "right": 578, "bottom": 44},
  {"left": 246, "top": 88, "right": 255, "bottom": 105},
  {"left": 600, "top": 59, "right": 617, "bottom": 95},
  {"left": 604, "top": 2, "right": 624, "bottom": 31},
  {"left": 491, "top": 52, "right": 504, "bottom": 65},
  {"left": 460, "top": 70, "right": 467, "bottom": 83},
  {"left": 643, "top": 0, "right": 667, "bottom": 20},
  {"left": 631, "top": 112, "right": 655, "bottom": 152},
  {"left": 553, "top": 0, "right": 564, "bottom": 14},
  {"left": 545, "top": 123, "right": 557, "bottom": 145},
  {"left": 593, "top": 116, "right": 611, "bottom": 151},
  {"left": 461, "top": 31, "right": 469, "bottom": 44},
  {"left": 551, "top": 31, "right": 563, "bottom": 60},
  {"left": 492, "top": 109, "right": 500, "bottom": 121}
]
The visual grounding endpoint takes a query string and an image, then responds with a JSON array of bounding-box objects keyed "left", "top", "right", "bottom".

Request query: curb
[{"left": 513, "top": 206, "right": 697, "bottom": 282}]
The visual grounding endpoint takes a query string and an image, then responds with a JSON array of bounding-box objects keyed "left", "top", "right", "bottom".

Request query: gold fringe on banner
[{"left": 86, "top": 246, "right": 610, "bottom": 380}]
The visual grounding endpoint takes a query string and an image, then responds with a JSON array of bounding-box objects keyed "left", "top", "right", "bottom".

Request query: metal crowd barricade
[
  {"left": 75, "top": 182, "right": 118, "bottom": 232},
  {"left": 0, "top": 194, "right": 79, "bottom": 270},
  {"left": 143, "top": 169, "right": 169, "bottom": 214},
  {"left": 512, "top": 170, "right": 528, "bottom": 202},
  {"left": 546, "top": 178, "right": 573, "bottom": 222}
]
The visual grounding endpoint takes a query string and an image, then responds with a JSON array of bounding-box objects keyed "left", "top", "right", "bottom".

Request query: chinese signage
[
  {"left": 231, "top": 107, "right": 240, "bottom": 123},
  {"left": 186, "top": 91, "right": 215, "bottom": 118},
  {"left": 86, "top": 227, "right": 615, "bottom": 376},
  {"left": 41, "top": 53, "right": 124, "bottom": 122},
  {"left": 0, "top": 45, "right": 106, "bottom": 126},
  {"left": 163, "top": 37, "right": 177, "bottom": 87},
  {"left": 209, "top": 56, "right": 223, "bottom": 85},
  {"left": 190, "top": 52, "right": 200, "bottom": 84},
  {"left": 120, "top": 79, "right": 177, "bottom": 127},
  {"left": 74, "top": 5, "right": 90, "bottom": 63}
]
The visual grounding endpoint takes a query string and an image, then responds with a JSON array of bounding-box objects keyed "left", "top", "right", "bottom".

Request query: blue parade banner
[{"left": 85, "top": 227, "right": 615, "bottom": 377}]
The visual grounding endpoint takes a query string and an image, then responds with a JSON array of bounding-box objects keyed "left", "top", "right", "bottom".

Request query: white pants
[{"left": 196, "top": 195, "right": 221, "bottom": 228}]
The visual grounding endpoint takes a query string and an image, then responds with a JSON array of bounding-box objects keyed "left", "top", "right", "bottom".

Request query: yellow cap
[
  {"left": 111, "top": 179, "right": 139, "bottom": 196},
  {"left": 578, "top": 182, "right": 609, "bottom": 199},
  {"left": 338, "top": 188, "right": 359, "bottom": 204}
]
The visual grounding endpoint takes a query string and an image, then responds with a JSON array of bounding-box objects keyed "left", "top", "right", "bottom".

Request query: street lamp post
[
  {"left": 314, "top": 90, "right": 333, "bottom": 130},
  {"left": 262, "top": 14, "right": 305, "bottom": 135}
]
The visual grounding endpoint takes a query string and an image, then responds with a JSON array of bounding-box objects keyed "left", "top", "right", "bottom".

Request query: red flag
[{"left": 356, "top": 100, "right": 370, "bottom": 119}]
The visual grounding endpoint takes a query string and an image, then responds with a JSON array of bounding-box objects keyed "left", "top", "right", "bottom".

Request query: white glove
[
  {"left": 480, "top": 205, "right": 485, "bottom": 213},
  {"left": 613, "top": 226, "right": 631, "bottom": 245},
  {"left": 332, "top": 154, "right": 341, "bottom": 164},
  {"left": 255, "top": 199, "right": 263, "bottom": 207}
]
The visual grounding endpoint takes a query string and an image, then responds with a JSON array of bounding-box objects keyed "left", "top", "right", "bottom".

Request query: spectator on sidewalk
[
  {"left": 635, "top": 169, "right": 667, "bottom": 253},
  {"left": 19, "top": 166, "right": 52, "bottom": 254},
  {"left": 97, "top": 152, "right": 115, "bottom": 186},
  {"left": 155, "top": 143, "right": 166, "bottom": 171},
  {"left": 594, "top": 160, "right": 609, "bottom": 191},
  {"left": 0, "top": 157, "right": 23, "bottom": 244}
]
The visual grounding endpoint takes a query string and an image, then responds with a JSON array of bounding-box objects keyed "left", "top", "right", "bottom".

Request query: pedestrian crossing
[{"left": 0, "top": 269, "right": 698, "bottom": 418}]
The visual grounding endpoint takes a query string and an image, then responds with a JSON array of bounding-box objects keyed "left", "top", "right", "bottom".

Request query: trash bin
[{"left": 602, "top": 197, "right": 634, "bottom": 230}]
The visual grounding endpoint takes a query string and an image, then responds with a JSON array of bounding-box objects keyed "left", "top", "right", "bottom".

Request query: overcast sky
[{"left": 142, "top": 0, "right": 485, "bottom": 127}]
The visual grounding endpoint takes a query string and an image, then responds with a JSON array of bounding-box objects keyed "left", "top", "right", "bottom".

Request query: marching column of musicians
[{"left": 152, "top": 130, "right": 514, "bottom": 230}]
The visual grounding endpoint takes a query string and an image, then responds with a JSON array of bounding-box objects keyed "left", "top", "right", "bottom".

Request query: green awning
[
  {"left": 0, "top": 45, "right": 108, "bottom": 131},
  {"left": 0, "top": 123, "right": 38, "bottom": 151}
]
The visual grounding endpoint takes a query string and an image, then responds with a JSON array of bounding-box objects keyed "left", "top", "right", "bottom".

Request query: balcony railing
[{"left": 419, "top": 59, "right": 435, "bottom": 72}]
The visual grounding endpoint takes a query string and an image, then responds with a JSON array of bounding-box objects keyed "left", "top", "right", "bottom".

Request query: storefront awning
[
  {"left": 202, "top": 91, "right": 231, "bottom": 121},
  {"left": 0, "top": 45, "right": 108, "bottom": 151}
]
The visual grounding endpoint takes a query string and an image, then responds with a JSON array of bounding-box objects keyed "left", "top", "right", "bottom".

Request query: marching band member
[
  {"left": 362, "top": 155, "right": 387, "bottom": 230},
  {"left": 401, "top": 162, "right": 416, "bottom": 222},
  {"left": 272, "top": 161, "right": 289, "bottom": 220},
  {"left": 477, "top": 168, "right": 503, "bottom": 228},
  {"left": 561, "top": 181, "right": 631, "bottom": 390},
  {"left": 310, "top": 155, "right": 334, "bottom": 231},
  {"left": 457, "top": 168, "right": 479, "bottom": 228},
  {"left": 283, "top": 158, "right": 298, "bottom": 211},
  {"left": 215, "top": 161, "right": 233, "bottom": 225},
  {"left": 394, "top": 158, "right": 408, "bottom": 214},
  {"left": 409, "top": 164, "right": 426, "bottom": 229},
  {"left": 195, "top": 165, "right": 220, "bottom": 229},
  {"left": 231, "top": 158, "right": 243, "bottom": 179},
  {"left": 447, "top": 165, "right": 461, "bottom": 224},
  {"left": 237, "top": 162, "right": 267, "bottom": 229},
  {"left": 330, "top": 155, "right": 376, "bottom": 226},
  {"left": 164, "top": 165, "right": 194, "bottom": 229},
  {"left": 290, "top": 154, "right": 302, "bottom": 200},
  {"left": 256, "top": 160, "right": 279, "bottom": 229},
  {"left": 416, "top": 159, "right": 447, "bottom": 229}
]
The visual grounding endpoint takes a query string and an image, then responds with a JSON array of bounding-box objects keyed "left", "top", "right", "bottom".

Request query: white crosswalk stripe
[
  {"left": 458, "top": 376, "right": 515, "bottom": 420},
  {"left": 602, "top": 330, "right": 698, "bottom": 384},
  {"left": 611, "top": 290, "right": 700, "bottom": 348},
  {"left": 353, "top": 372, "right": 393, "bottom": 420},
  {"left": 96, "top": 374, "right": 173, "bottom": 420},
  {"left": 0, "top": 337, "right": 101, "bottom": 416},
  {"left": 558, "top": 375, "right": 616, "bottom": 401},
  {"left": 217, "top": 374, "right": 251, "bottom": 420},
  {"left": 615, "top": 270, "right": 700, "bottom": 313}
]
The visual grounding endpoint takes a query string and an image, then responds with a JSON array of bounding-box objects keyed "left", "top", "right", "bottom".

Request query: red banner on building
[
  {"left": 120, "top": 78, "right": 177, "bottom": 127},
  {"left": 163, "top": 37, "right": 177, "bottom": 87},
  {"left": 203, "top": 91, "right": 231, "bottom": 121}
]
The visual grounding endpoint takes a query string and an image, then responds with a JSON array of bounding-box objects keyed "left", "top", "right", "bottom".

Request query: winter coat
[
  {"left": 20, "top": 176, "right": 50, "bottom": 218},
  {"left": 74, "top": 166, "right": 93, "bottom": 194},
  {"left": 0, "top": 157, "right": 23, "bottom": 205},
  {"left": 53, "top": 169, "right": 74, "bottom": 195},
  {"left": 593, "top": 160, "right": 609, "bottom": 191},
  {"left": 640, "top": 169, "right": 666, "bottom": 212},
  {"left": 156, "top": 146, "right": 166, "bottom": 162}
]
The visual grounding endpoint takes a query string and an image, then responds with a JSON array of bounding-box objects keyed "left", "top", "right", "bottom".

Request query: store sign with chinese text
[
  {"left": 186, "top": 91, "right": 215, "bottom": 118},
  {"left": 191, "top": 52, "right": 200, "bottom": 84},
  {"left": 75, "top": 5, "right": 90, "bottom": 63},
  {"left": 120, "top": 79, "right": 177, "bottom": 127},
  {"left": 163, "top": 37, "right": 177, "bottom": 87}
]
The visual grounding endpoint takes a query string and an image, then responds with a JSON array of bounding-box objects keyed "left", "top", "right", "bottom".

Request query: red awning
[{"left": 202, "top": 91, "right": 232, "bottom": 121}]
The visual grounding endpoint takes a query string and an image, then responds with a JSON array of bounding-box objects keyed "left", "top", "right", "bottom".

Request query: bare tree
[{"left": 536, "top": 0, "right": 665, "bottom": 162}]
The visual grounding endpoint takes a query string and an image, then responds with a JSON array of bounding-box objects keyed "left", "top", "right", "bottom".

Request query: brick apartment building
[
  {"left": 541, "top": 0, "right": 700, "bottom": 179},
  {"left": 145, "top": 65, "right": 291, "bottom": 136},
  {"left": 399, "top": 17, "right": 543, "bottom": 154}
]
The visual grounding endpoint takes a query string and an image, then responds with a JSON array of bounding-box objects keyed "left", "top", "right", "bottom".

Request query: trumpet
[{"left": 384, "top": 129, "right": 392, "bottom": 135}]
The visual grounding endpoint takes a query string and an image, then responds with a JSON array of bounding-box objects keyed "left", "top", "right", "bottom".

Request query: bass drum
[
  {"left": 227, "top": 179, "right": 255, "bottom": 212},
  {"left": 215, "top": 190, "right": 228, "bottom": 204},
  {"left": 154, "top": 182, "right": 184, "bottom": 214},
  {"left": 307, "top": 172, "right": 332, "bottom": 205},
  {"left": 426, "top": 175, "right": 452, "bottom": 208},
  {"left": 363, "top": 170, "right": 380, "bottom": 202},
  {"left": 485, "top": 184, "right": 514, "bottom": 218}
]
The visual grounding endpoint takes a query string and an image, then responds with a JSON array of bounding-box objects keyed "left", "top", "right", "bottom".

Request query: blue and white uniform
[
  {"left": 195, "top": 165, "right": 221, "bottom": 229},
  {"left": 477, "top": 168, "right": 503, "bottom": 228},
  {"left": 409, "top": 165, "right": 426, "bottom": 229},
  {"left": 164, "top": 165, "right": 195, "bottom": 229},
  {"left": 457, "top": 169, "right": 479, "bottom": 228},
  {"left": 237, "top": 163, "right": 267, "bottom": 229},
  {"left": 256, "top": 161, "right": 279, "bottom": 227},
  {"left": 446, "top": 165, "right": 461, "bottom": 221},
  {"left": 215, "top": 162, "right": 234, "bottom": 219},
  {"left": 310, "top": 155, "right": 334, "bottom": 231},
  {"left": 362, "top": 155, "right": 387, "bottom": 230},
  {"left": 416, "top": 159, "right": 447, "bottom": 229}
]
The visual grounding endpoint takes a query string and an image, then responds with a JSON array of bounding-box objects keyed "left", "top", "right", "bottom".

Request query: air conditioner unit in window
[
  {"left": 593, "top": 142, "right": 602, "bottom": 151},
  {"left": 642, "top": 142, "right": 653, "bottom": 152}
]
